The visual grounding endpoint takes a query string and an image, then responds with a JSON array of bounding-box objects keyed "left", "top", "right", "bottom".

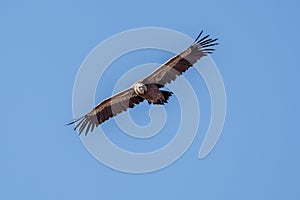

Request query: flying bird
[{"left": 67, "top": 31, "right": 218, "bottom": 135}]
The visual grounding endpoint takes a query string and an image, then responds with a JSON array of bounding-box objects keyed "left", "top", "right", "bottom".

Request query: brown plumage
[{"left": 67, "top": 31, "right": 218, "bottom": 135}]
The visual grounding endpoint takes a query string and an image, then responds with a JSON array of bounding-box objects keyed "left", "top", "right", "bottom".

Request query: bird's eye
[{"left": 139, "top": 86, "right": 144, "bottom": 91}]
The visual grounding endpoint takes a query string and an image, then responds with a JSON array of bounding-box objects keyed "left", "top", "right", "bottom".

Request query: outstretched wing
[
  {"left": 67, "top": 88, "right": 144, "bottom": 135},
  {"left": 141, "top": 31, "right": 218, "bottom": 86}
]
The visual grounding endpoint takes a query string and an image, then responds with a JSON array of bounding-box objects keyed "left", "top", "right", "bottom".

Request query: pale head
[{"left": 134, "top": 82, "right": 147, "bottom": 95}]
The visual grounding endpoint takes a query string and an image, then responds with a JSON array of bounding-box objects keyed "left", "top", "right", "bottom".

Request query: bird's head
[{"left": 134, "top": 82, "right": 147, "bottom": 95}]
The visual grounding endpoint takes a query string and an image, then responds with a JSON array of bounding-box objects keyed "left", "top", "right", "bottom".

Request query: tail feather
[
  {"left": 161, "top": 90, "right": 173, "bottom": 102},
  {"left": 153, "top": 90, "right": 173, "bottom": 105}
]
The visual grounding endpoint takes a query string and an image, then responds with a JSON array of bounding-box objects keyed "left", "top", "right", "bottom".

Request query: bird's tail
[
  {"left": 153, "top": 90, "right": 173, "bottom": 105},
  {"left": 161, "top": 90, "right": 173, "bottom": 103}
]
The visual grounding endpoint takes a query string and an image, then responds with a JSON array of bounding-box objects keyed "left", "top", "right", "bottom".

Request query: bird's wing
[
  {"left": 67, "top": 88, "right": 144, "bottom": 135},
  {"left": 141, "top": 31, "right": 218, "bottom": 87}
]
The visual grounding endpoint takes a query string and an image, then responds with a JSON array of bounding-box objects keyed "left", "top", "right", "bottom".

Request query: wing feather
[
  {"left": 141, "top": 31, "right": 218, "bottom": 86},
  {"left": 68, "top": 88, "right": 144, "bottom": 135}
]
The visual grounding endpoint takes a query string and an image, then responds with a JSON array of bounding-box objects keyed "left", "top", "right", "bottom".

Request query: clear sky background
[{"left": 1, "top": 0, "right": 300, "bottom": 199}]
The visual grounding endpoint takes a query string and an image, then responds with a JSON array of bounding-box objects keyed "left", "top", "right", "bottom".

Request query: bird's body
[
  {"left": 67, "top": 31, "right": 218, "bottom": 135},
  {"left": 134, "top": 82, "right": 172, "bottom": 105}
]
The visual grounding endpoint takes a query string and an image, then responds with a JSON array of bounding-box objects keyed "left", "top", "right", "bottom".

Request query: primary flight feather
[{"left": 67, "top": 31, "right": 218, "bottom": 135}]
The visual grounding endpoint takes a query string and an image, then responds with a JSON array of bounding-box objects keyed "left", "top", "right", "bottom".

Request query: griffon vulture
[{"left": 67, "top": 31, "right": 218, "bottom": 135}]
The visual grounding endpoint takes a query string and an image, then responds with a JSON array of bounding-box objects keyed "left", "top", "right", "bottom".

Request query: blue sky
[{"left": 1, "top": 0, "right": 300, "bottom": 199}]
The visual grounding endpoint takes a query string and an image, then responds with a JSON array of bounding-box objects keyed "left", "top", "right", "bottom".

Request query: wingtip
[
  {"left": 194, "top": 30, "right": 204, "bottom": 43},
  {"left": 65, "top": 119, "right": 76, "bottom": 126},
  {"left": 66, "top": 116, "right": 85, "bottom": 133},
  {"left": 195, "top": 31, "right": 219, "bottom": 45}
]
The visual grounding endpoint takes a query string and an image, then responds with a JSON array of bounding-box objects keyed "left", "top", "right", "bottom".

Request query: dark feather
[
  {"left": 141, "top": 31, "right": 218, "bottom": 86},
  {"left": 70, "top": 88, "right": 144, "bottom": 135},
  {"left": 193, "top": 30, "right": 203, "bottom": 43}
]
